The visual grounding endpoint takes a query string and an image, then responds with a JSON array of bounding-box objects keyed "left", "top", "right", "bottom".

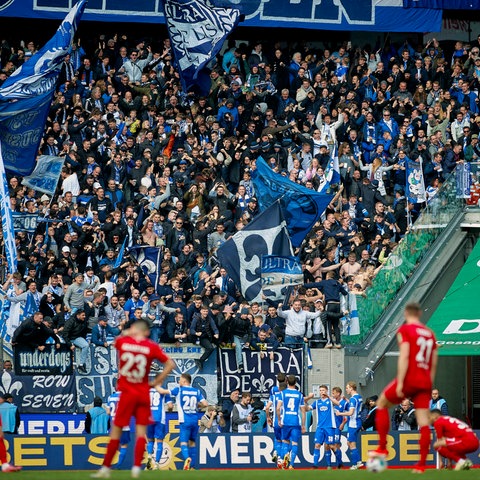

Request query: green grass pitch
[{"left": 9, "top": 469, "right": 478, "bottom": 479}]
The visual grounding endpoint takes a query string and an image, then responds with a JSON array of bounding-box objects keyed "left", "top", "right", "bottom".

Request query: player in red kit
[
  {"left": 92, "top": 319, "right": 176, "bottom": 479},
  {"left": 371, "top": 303, "right": 438, "bottom": 473},
  {"left": 430, "top": 409, "right": 479, "bottom": 470}
]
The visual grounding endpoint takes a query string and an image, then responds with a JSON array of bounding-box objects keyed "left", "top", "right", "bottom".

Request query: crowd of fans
[{"left": 1, "top": 31, "right": 480, "bottom": 366}]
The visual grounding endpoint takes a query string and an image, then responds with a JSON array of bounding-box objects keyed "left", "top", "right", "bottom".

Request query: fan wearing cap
[
  {"left": 250, "top": 323, "right": 279, "bottom": 360},
  {"left": 465, "top": 134, "right": 480, "bottom": 162}
]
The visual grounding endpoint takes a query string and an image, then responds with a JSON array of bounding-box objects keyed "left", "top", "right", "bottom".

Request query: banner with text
[
  {"left": 0, "top": 371, "right": 76, "bottom": 413},
  {"left": 218, "top": 346, "right": 304, "bottom": 398},
  {"left": 14, "top": 344, "right": 73, "bottom": 376},
  {"left": 0, "top": 0, "right": 442, "bottom": 32},
  {"left": 261, "top": 255, "right": 303, "bottom": 302}
]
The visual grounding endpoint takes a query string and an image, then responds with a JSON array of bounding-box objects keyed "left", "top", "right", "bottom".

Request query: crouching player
[{"left": 430, "top": 409, "right": 479, "bottom": 470}]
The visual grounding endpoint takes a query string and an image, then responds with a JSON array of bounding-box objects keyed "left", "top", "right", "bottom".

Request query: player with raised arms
[
  {"left": 92, "top": 319, "right": 176, "bottom": 478},
  {"left": 370, "top": 302, "right": 438, "bottom": 473},
  {"left": 276, "top": 374, "right": 306, "bottom": 469}
]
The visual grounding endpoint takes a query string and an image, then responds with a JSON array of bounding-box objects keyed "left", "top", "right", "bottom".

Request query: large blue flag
[
  {"left": 0, "top": 0, "right": 87, "bottom": 176},
  {"left": 406, "top": 158, "right": 426, "bottom": 204},
  {"left": 22, "top": 155, "right": 65, "bottom": 196},
  {"left": 129, "top": 246, "right": 162, "bottom": 288},
  {"left": 163, "top": 0, "right": 240, "bottom": 94},
  {"left": 217, "top": 202, "right": 293, "bottom": 303},
  {"left": 0, "top": 144, "right": 17, "bottom": 274},
  {"left": 252, "top": 157, "right": 333, "bottom": 248}
]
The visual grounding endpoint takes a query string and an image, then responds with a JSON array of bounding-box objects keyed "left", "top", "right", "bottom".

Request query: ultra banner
[
  {"left": 218, "top": 346, "right": 304, "bottom": 398},
  {"left": 0, "top": 0, "right": 443, "bottom": 32}
]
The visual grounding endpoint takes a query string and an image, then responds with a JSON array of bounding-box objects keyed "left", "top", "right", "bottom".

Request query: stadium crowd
[{"left": 1, "top": 30, "right": 480, "bottom": 364}]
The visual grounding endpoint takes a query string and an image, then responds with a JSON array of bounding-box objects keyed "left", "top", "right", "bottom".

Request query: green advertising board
[{"left": 428, "top": 239, "right": 480, "bottom": 355}]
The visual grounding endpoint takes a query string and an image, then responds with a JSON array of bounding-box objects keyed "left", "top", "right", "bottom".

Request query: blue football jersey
[
  {"left": 170, "top": 385, "right": 204, "bottom": 424},
  {"left": 280, "top": 388, "right": 304, "bottom": 427},
  {"left": 311, "top": 397, "right": 336, "bottom": 429}
]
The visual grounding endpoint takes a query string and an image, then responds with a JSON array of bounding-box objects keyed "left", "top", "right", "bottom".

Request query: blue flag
[
  {"left": 114, "top": 238, "right": 128, "bottom": 269},
  {"left": 252, "top": 157, "right": 333, "bottom": 248},
  {"left": 406, "top": 158, "right": 426, "bottom": 204},
  {"left": 129, "top": 246, "right": 162, "bottom": 287},
  {"left": 456, "top": 162, "right": 471, "bottom": 199},
  {"left": 0, "top": 146, "right": 17, "bottom": 274},
  {"left": 163, "top": 0, "right": 240, "bottom": 93},
  {"left": 0, "top": 0, "right": 86, "bottom": 175},
  {"left": 320, "top": 143, "right": 341, "bottom": 193},
  {"left": 22, "top": 155, "right": 65, "bottom": 195},
  {"left": 217, "top": 202, "right": 293, "bottom": 303}
]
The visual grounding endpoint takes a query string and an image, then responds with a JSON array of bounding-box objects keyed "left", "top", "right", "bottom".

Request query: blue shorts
[
  {"left": 347, "top": 426, "right": 361, "bottom": 443},
  {"left": 282, "top": 425, "right": 301, "bottom": 443},
  {"left": 274, "top": 426, "right": 283, "bottom": 441},
  {"left": 147, "top": 422, "right": 166, "bottom": 440},
  {"left": 334, "top": 428, "right": 342, "bottom": 444},
  {"left": 120, "top": 430, "right": 131, "bottom": 445},
  {"left": 314, "top": 427, "right": 336, "bottom": 445},
  {"left": 180, "top": 422, "right": 199, "bottom": 443}
]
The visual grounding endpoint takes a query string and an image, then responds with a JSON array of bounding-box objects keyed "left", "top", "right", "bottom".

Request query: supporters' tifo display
[{"left": 0, "top": 0, "right": 478, "bottom": 475}]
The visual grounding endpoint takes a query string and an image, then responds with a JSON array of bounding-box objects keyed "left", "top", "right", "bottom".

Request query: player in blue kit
[
  {"left": 276, "top": 375, "right": 306, "bottom": 470},
  {"left": 146, "top": 387, "right": 172, "bottom": 470},
  {"left": 334, "top": 381, "right": 363, "bottom": 469},
  {"left": 265, "top": 372, "right": 287, "bottom": 466},
  {"left": 332, "top": 386, "right": 348, "bottom": 468},
  {"left": 306, "top": 384, "right": 337, "bottom": 469},
  {"left": 167, "top": 373, "right": 208, "bottom": 470},
  {"left": 106, "top": 391, "right": 131, "bottom": 467}
]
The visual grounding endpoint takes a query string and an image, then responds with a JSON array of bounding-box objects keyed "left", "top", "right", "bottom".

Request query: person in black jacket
[
  {"left": 190, "top": 305, "right": 219, "bottom": 370},
  {"left": 62, "top": 309, "right": 90, "bottom": 373},
  {"left": 12, "top": 312, "right": 61, "bottom": 350},
  {"left": 231, "top": 307, "right": 252, "bottom": 372},
  {"left": 165, "top": 312, "right": 188, "bottom": 344}
]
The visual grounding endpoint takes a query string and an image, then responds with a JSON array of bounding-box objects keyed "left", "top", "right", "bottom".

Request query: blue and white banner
[
  {"left": 406, "top": 158, "right": 426, "bottom": 204},
  {"left": 261, "top": 255, "right": 303, "bottom": 302},
  {"left": 456, "top": 161, "right": 471, "bottom": 199},
  {"left": 252, "top": 157, "right": 333, "bottom": 248},
  {"left": 0, "top": 0, "right": 86, "bottom": 176},
  {"left": 14, "top": 344, "right": 74, "bottom": 376},
  {"left": 19, "top": 413, "right": 85, "bottom": 435},
  {"left": 0, "top": 371, "right": 76, "bottom": 413},
  {"left": 129, "top": 246, "right": 162, "bottom": 288},
  {"left": 0, "top": 1, "right": 442, "bottom": 32},
  {"left": 0, "top": 146, "right": 17, "bottom": 274},
  {"left": 217, "top": 202, "right": 293, "bottom": 303},
  {"left": 320, "top": 143, "right": 341, "bottom": 194},
  {"left": 163, "top": 0, "right": 240, "bottom": 93},
  {"left": 218, "top": 346, "right": 304, "bottom": 398},
  {"left": 22, "top": 155, "right": 65, "bottom": 195},
  {"left": 11, "top": 212, "right": 39, "bottom": 234},
  {"left": 340, "top": 292, "right": 360, "bottom": 336}
]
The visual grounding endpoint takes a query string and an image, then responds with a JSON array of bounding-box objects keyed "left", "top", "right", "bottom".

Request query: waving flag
[
  {"left": 163, "top": 0, "right": 240, "bottom": 93},
  {"left": 22, "top": 155, "right": 65, "bottom": 195},
  {"left": 0, "top": 0, "right": 87, "bottom": 175},
  {"left": 406, "top": 157, "right": 426, "bottom": 204},
  {"left": 252, "top": 157, "right": 333, "bottom": 248},
  {"left": 0, "top": 144, "right": 17, "bottom": 274},
  {"left": 261, "top": 255, "right": 303, "bottom": 302},
  {"left": 217, "top": 202, "right": 293, "bottom": 303},
  {"left": 319, "top": 143, "right": 341, "bottom": 193},
  {"left": 129, "top": 246, "right": 162, "bottom": 287}
]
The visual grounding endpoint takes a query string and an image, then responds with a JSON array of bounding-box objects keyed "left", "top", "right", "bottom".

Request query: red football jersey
[
  {"left": 115, "top": 336, "right": 169, "bottom": 394},
  {"left": 397, "top": 322, "right": 436, "bottom": 388},
  {"left": 434, "top": 416, "right": 475, "bottom": 440}
]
